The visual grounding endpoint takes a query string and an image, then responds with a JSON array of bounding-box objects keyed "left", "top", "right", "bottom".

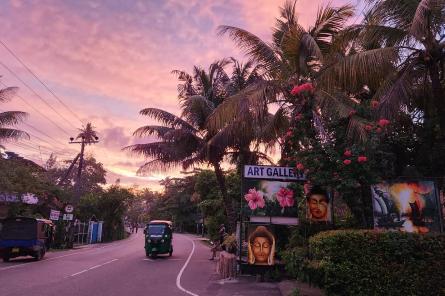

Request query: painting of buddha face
[{"left": 247, "top": 226, "right": 275, "bottom": 265}]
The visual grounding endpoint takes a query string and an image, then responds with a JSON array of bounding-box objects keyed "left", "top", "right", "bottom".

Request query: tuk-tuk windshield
[{"left": 148, "top": 224, "right": 167, "bottom": 235}]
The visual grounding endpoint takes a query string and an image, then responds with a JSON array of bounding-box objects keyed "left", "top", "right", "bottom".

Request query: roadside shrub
[{"left": 302, "top": 230, "right": 445, "bottom": 296}]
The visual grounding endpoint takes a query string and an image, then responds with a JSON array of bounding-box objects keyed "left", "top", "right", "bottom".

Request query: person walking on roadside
[{"left": 219, "top": 224, "right": 226, "bottom": 251}]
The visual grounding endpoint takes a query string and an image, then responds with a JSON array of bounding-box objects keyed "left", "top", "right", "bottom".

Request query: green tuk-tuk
[{"left": 144, "top": 220, "right": 173, "bottom": 258}]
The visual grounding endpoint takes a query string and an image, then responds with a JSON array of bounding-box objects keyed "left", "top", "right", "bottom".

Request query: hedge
[{"left": 285, "top": 230, "right": 445, "bottom": 296}]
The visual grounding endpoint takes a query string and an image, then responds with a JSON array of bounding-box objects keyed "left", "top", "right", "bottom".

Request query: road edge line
[{"left": 176, "top": 235, "right": 199, "bottom": 296}]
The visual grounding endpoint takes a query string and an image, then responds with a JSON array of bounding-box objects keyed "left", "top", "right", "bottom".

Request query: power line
[
  {"left": 0, "top": 81, "right": 72, "bottom": 137},
  {"left": 0, "top": 39, "right": 84, "bottom": 126},
  {"left": 22, "top": 122, "right": 69, "bottom": 148},
  {"left": 0, "top": 107, "right": 74, "bottom": 153},
  {"left": 23, "top": 141, "right": 73, "bottom": 156},
  {"left": 0, "top": 61, "right": 78, "bottom": 131}
]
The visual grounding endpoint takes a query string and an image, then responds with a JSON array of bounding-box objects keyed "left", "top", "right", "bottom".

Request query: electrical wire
[
  {"left": 0, "top": 61, "right": 78, "bottom": 132},
  {"left": 0, "top": 81, "right": 73, "bottom": 137},
  {"left": 0, "top": 39, "right": 84, "bottom": 126}
]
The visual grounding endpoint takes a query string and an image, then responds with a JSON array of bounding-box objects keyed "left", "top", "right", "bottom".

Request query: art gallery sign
[{"left": 244, "top": 165, "right": 306, "bottom": 181}]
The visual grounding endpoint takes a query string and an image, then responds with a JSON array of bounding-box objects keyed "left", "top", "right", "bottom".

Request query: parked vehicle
[
  {"left": 144, "top": 220, "right": 173, "bottom": 258},
  {"left": 0, "top": 217, "right": 54, "bottom": 262}
]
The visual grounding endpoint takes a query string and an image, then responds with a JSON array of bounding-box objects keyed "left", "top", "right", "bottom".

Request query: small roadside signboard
[
  {"left": 63, "top": 214, "right": 74, "bottom": 221},
  {"left": 65, "top": 204, "right": 74, "bottom": 213},
  {"left": 50, "top": 210, "right": 61, "bottom": 221}
]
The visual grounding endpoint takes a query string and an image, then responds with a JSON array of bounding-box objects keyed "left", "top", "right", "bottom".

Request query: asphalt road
[{"left": 0, "top": 232, "right": 216, "bottom": 296}]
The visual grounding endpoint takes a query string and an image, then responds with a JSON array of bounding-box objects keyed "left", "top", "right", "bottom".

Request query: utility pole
[
  {"left": 69, "top": 137, "right": 97, "bottom": 204},
  {"left": 63, "top": 123, "right": 99, "bottom": 248},
  {"left": 67, "top": 123, "right": 99, "bottom": 204}
]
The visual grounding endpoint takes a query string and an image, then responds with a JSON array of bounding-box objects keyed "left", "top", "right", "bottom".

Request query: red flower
[
  {"left": 291, "top": 83, "right": 314, "bottom": 95},
  {"left": 286, "top": 131, "right": 293, "bottom": 137},
  {"left": 343, "top": 159, "right": 352, "bottom": 165},
  {"left": 365, "top": 124, "right": 373, "bottom": 131},
  {"left": 244, "top": 188, "right": 265, "bottom": 210},
  {"left": 376, "top": 127, "right": 382, "bottom": 133},
  {"left": 348, "top": 110, "right": 356, "bottom": 117},
  {"left": 371, "top": 100, "right": 379, "bottom": 109},
  {"left": 295, "top": 113, "right": 303, "bottom": 121},
  {"left": 303, "top": 181, "right": 312, "bottom": 195},
  {"left": 343, "top": 150, "right": 352, "bottom": 157},
  {"left": 378, "top": 119, "right": 390, "bottom": 127},
  {"left": 357, "top": 156, "right": 368, "bottom": 163},
  {"left": 296, "top": 163, "right": 305, "bottom": 171},
  {"left": 276, "top": 187, "right": 295, "bottom": 208}
]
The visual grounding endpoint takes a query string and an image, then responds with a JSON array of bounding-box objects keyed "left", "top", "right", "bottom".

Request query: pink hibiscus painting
[
  {"left": 244, "top": 188, "right": 265, "bottom": 210},
  {"left": 276, "top": 187, "right": 295, "bottom": 208}
]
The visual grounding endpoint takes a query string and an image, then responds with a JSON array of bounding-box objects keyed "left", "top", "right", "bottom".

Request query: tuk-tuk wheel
[
  {"left": 169, "top": 248, "right": 173, "bottom": 257},
  {"left": 34, "top": 250, "right": 44, "bottom": 261},
  {"left": 2, "top": 256, "right": 10, "bottom": 262}
]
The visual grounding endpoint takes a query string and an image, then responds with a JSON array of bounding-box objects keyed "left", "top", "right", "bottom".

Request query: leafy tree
[
  {"left": 48, "top": 155, "right": 106, "bottom": 197},
  {"left": 76, "top": 186, "right": 135, "bottom": 242},
  {"left": 0, "top": 155, "right": 68, "bottom": 218}
]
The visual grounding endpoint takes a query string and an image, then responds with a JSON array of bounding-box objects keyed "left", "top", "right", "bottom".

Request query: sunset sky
[{"left": 0, "top": 0, "right": 359, "bottom": 191}]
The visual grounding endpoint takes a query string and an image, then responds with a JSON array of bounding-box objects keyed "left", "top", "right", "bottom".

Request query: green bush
[{"left": 295, "top": 230, "right": 445, "bottom": 296}]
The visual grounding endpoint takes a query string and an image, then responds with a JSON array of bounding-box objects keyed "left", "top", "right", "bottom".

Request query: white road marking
[
  {"left": 176, "top": 236, "right": 199, "bottom": 296},
  {"left": 69, "top": 258, "right": 118, "bottom": 277},
  {"left": 0, "top": 235, "right": 138, "bottom": 271}
]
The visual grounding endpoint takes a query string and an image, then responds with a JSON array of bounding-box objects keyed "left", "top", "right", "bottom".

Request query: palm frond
[
  {"left": 132, "top": 125, "right": 174, "bottom": 138},
  {"left": 0, "top": 128, "right": 30, "bottom": 140},
  {"left": 257, "top": 108, "right": 289, "bottom": 144},
  {"left": 136, "top": 159, "right": 183, "bottom": 175},
  {"left": 180, "top": 95, "right": 215, "bottom": 129},
  {"left": 346, "top": 117, "right": 368, "bottom": 143},
  {"left": 206, "top": 80, "right": 278, "bottom": 132},
  {"left": 410, "top": 0, "right": 445, "bottom": 40},
  {"left": 0, "top": 87, "right": 18, "bottom": 102},
  {"left": 377, "top": 60, "right": 418, "bottom": 119},
  {"left": 318, "top": 47, "right": 398, "bottom": 92},
  {"left": 124, "top": 142, "right": 189, "bottom": 160},
  {"left": 0, "top": 111, "right": 27, "bottom": 126},
  {"left": 311, "top": 4, "right": 355, "bottom": 53},
  {"left": 139, "top": 108, "right": 196, "bottom": 131},
  {"left": 218, "top": 25, "right": 280, "bottom": 73},
  {"left": 316, "top": 90, "right": 356, "bottom": 119}
]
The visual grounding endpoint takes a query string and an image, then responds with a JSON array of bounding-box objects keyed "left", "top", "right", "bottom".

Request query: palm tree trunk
[
  {"left": 429, "top": 63, "right": 445, "bottom": 138},
  {"left": 212, "top": 162, "right": 237, "bottom": 233}
]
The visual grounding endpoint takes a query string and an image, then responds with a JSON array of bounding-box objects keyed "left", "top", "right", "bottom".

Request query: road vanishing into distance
[{"left": 0, "top": 233, "right": 217, "bottom": 296}]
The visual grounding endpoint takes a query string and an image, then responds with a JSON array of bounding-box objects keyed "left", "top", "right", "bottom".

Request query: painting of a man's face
[
  {"left": 308, "top": 193, "right": 330, "bottom": 221},
  {"left": 252, "top": 236, "right": 271, "bottom": 263}
]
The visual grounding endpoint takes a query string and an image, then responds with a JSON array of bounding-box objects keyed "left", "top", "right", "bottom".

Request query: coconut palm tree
[
  {"left": 126, "top": 60, "right": 240, "bottom": 231},
  {"left": 0, "top": 86, "right": 28, "bottom": 148},
  {"left": 335, "top": 0, "right": 445, "bottom": 175},
  {"left": 211, "top": 1, "right": 376, "bottom": 147},
  {"left": 347, "top": 0, "right": 445, "bottom": 128},
  {"left": 207, "top": 58, "right": 278, "bottom": 170}
]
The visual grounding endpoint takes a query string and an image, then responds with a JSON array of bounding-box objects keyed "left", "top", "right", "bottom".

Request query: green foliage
[
  {"left": 76, "top": 186, "right": 135, "bottom": 242},
  {"left": 288, "top": 230, "right": 445, "bottom": 296},
  {"left": 0, "top": 157, "right": 70, "bottom": 218}
]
